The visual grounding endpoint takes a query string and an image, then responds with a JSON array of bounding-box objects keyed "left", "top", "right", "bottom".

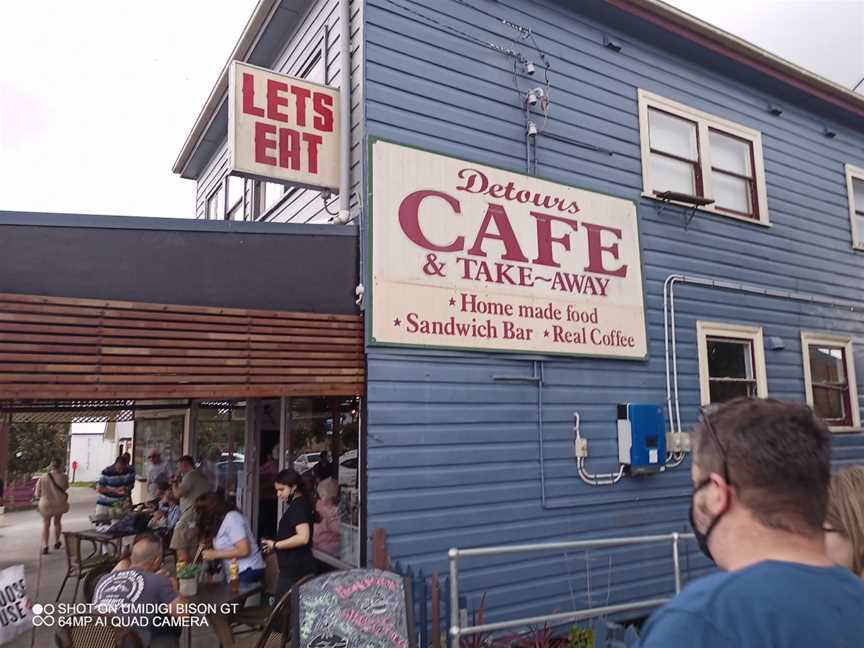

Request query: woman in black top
[{"left": 261, "top": 468, "right": 319, "bottom": 605}]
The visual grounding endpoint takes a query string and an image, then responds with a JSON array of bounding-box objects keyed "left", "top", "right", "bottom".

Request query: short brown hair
[
  {"left": 826, "top": 466, "right": 864, "bottom": 574},
  {"left": 694, "top": 398, "right": 831, "bottom": 534}
]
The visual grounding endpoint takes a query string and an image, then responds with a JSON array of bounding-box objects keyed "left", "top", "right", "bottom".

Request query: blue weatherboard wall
[{"left": 361, "top": 0, "right": 864, "bottom": 625}]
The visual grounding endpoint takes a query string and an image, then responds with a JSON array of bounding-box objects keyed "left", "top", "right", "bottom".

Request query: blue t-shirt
[{"left": 638, "top": 561, "right": 864, "bottom": 648}]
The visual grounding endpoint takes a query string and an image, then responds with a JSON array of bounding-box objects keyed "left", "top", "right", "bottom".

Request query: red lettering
[
  {"left": 313, "top": 92, "right": 334, "bottom": 131},
  {"left": 303, "top": 132, "right": 322, "bottom": 173},
  {"left": 530, "top": 211, "right": 579, "bottom": 268},
  {"left": 582, "top": 222, "right": 628, "bottom": 277},
  {"left": 242, "top": 73, "right": 265, "bottom": 117},
  {"left": 398, "top": 190, "right": 464, "bottom": 252},
  {"left": 467, "top": 203, "right": 528, "bottom": 262},
  {"left": 278, "top": 128, "right": 300, "bottom": 170},
  {"left": 255, "top": 122, "right": 278, "bottom": 165},
  {"left": 266, "top": 80, "right": 290, "bottom": 122},
  {"left": 290, "top": 86, "right": 312, "bottom": 127}
]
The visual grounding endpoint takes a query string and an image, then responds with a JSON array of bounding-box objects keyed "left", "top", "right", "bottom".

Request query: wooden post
[
  {"left": 372, "top": 527, "right": 390, "bottom": 569},
  {"left": 0, "top": 411, "right": 10, "bottom": 510},
  {"left": 431, "top": 572, "right": 441, "bottom": 648}
]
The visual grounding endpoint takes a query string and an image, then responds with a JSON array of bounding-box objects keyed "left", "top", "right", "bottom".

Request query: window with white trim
[
  {"left": 638, "top": 90, "right": 769, "bottom": 225},
  {"left": 801, "top": 332, "right": 860, "bottom": 430},
  {"left": 225, "top": 175, "right": 244, "bottom": 221},
  {"left": 697, "top": 322, "right": 768, "bottom": 405},
  {"left": 846, "top": 164, "right": 864, "bottom": 250},
  {"left": 205, "top": 184, "right": 224, "bottom": 220}
]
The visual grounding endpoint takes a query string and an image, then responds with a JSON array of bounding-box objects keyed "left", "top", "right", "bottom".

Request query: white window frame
[
  {"left": 696, "top": 321, "right": 768, "bottom": 406},
  {"left": 846, "top": 164, "right": 864, "bottom": 251},
  {"left": 801, "top": 332, "right": 861, "bottom": 431},
  {"left": 205, "top": 184, "right": 224, "bottom": 220},
  {"left": 638, "top": 89, "right": 770, "bottom": 226}
]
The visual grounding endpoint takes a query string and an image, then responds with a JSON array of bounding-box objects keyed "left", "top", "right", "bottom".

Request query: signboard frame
[
  {"left": 228, "top": 60, "right": 340, "bottom": 192},
  {"left": 366, "top": 137, "right": 651, "bottom": 361}
]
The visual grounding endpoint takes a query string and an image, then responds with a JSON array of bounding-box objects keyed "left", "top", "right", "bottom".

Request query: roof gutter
[
  {"left": 607, "top": 0, "right": 864, "bottom": 119},
  {"left": 172, "top": 0, "right": 282, "bottom": 177}
]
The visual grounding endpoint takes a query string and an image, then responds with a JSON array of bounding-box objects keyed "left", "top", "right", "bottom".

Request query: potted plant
[{"left": 176, "top": 563, "right": 200, "bottom": 596}]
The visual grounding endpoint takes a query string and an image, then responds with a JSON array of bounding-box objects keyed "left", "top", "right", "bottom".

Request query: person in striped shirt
[{"left": 95, "top": 455, "right": 136, "bottom": 516}]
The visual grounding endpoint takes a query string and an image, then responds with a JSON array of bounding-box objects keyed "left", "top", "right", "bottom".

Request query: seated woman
[
  {"left": 149, "top": 480, "right": 181, "bottom": 538},
  {"left": 196, "top": 492, "right": 265, "bottom": 583},
  {"left": 825, "top": 465, "right": 864, "bottom": 577}
]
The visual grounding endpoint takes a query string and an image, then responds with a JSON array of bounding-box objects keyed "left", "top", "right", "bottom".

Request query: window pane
[
  {"left": 812, "top": 386, "right": 846, "bottom": 421},
  {"left": 809, "top": 346, "right": 846, "bottom": 384},
  {"left": 713, "top": 172, "right": 752, "bottom": 215},
  {"left": 227, "top": 176, "right": 244, "bottom": 205},
  {"left": 303, "top": 53, "right": 326, "bottom": 84},
  {"left": 206, "top": 186, "right": 224, "bottom": 219},
  {"left": 853, "top": 178, "right": 864, "bottom": 210},
  {"left": 709, "top": 380, "right": 756, "bottom": 403},
  {"left": 264, "top": 182, "right": 285, "bottom": 212},
  {"left": 710, "top": 130, "right": 752, "bottom": 176},
  {"left": 856, "top": 213, "right": 864, "bottom": 246},
  {"left": 648, "top": 109, "right": 698, "bottom": 160},
  {"left": 707, "top": 338, "right": 753, "bottom": 379},
  {"left": 650, "top": 153, "right": 696, "bottom": 195}
]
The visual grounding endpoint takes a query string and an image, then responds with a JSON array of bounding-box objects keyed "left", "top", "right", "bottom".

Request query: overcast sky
[{"left": 0, "top": 1, "right": 861, "bottom": 219}]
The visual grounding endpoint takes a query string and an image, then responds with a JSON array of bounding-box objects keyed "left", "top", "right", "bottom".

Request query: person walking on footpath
[
  {"left": 35, "top": 458, "right": 70, "bottom": 554},
  {"left": 637, "top": 398, "right": 864, "bottom": 648}
]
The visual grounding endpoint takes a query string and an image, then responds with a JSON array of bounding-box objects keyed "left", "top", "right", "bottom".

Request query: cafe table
[
  {"left": 184, "top": 580, "right": 263, "bottom": 648},
  {"left": 77, "top": 529, "right": 140, "bottom": 558}
]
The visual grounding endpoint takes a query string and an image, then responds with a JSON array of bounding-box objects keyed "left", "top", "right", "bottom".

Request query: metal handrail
[{"left": 448, "top": 531, "right": 696, "bottom": 639}]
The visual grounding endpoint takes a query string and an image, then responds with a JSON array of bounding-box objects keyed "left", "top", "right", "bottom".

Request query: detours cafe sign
[
  {"left": 228, "top": 61, "right": 339, "bottom": 190},
  {"left": 370, "top": 140, "right": 647, "bottom": 359}
]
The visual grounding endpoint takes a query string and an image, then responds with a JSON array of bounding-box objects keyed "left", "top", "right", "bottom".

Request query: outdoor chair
[
  {"left": 233, "top": 586, "right": 295, "bottom": 648},
  {"left": 230, "top": 552, "right": 280, "bottom": 634},
  {"left": 82, "top": 559, "right": 117, "bottom": 603},
  {"left": 56, "top": 531, "right": 115, "bottom": 603},
  {"left": 54, "top": 614, "right": 143, "bottom": 648}
]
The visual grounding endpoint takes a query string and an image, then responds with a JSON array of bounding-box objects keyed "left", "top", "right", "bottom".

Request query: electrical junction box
[{"left": 617, "top": 404, "right": 666, "bottom": 473}]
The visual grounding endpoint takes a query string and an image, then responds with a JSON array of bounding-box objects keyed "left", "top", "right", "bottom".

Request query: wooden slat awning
[{"left": 0, "top": 293, "right": 365, "bottom": 400}]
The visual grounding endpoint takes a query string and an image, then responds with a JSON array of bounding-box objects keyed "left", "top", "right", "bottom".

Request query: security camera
[
  {"left": 527, "top": 92, "right": 538, "bottom": 106},
  {"left": 526, "top": 87, "right": 545, "bottom": 106}
]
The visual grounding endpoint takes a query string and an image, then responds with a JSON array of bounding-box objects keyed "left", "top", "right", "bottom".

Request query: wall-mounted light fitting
[
  {"left": 767, "top": 104, "right": 783, "bottom": 116},
  {"left": 526, "top": 87, "right": 544, "bottom": 106},
  {"left": 525, "top": 60, "right": 536, "bottom": 75},
  {"left": 603, "top": 34, "right": 622, "bottom": 52},
  {"left": 823, "top": 126, "right": 837, "bottom": 138},
  {"left": 527, "top": 121, "right": 538, "bottom": 136}
]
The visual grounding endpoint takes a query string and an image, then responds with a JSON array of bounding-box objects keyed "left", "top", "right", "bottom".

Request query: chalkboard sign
[{"left": 292, "top": 568, "right": 416, "bottom": 648}]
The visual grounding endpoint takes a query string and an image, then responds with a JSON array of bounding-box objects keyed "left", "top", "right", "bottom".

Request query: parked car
[
  {"left": 293, "top": 452, "right": 321, "bottom": 474},
  {"left": 338, "top": 450, "right": 358, "bottom": 488}
]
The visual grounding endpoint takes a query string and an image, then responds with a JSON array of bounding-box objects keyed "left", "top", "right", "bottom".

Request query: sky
[{"left": 0, "top": 0, "right": 861, "bottom": 219}]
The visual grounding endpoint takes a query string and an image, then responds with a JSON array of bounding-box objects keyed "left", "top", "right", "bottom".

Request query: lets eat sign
[
  {"left": 228, "top": 61, "right": 339, "bottom": 191},
  {"left": 370, "top": 140, "right": 648, "bottom": 359}
]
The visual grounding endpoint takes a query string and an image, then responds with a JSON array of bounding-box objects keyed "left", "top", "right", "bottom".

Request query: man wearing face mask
[{"left": 638, "top": 398, "right": 864, "bottom": 647}]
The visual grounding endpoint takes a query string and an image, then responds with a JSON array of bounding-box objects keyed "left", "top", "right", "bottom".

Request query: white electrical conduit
[
  {"left": 663, "top": 273, "right": 863, "bottom": 444},
  {"left": 573, "top": 411, "right": 625, "bottom": 486},
  {"left": 338, "top": 0, "right": 351, "bottom": 216}
]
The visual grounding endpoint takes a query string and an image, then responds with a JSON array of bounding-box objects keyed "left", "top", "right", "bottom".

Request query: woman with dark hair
[
  {"left": 195, "top": 492, "right": 265, "bottom": 583},
  {"left": 261, "top": 468, "right": 319, "bottom": 603}
]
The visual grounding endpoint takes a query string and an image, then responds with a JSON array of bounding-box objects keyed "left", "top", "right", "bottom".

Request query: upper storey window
[
  {"left": 846, "top": 164, "right": 864, "bottom": 250},
  {"left": 639, "top": 90, "right": 769, "bottom": 225}
]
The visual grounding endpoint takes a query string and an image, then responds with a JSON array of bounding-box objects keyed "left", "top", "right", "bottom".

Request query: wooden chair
[
  {"left": 230, "top": 552, "right": 280, "bottom": 633},
  {"left": 82, "top": 560, "right": 117, "bottom": 603},
  {"left": 56, "top": 532, "right": 115, "bottom": 602},
  {"left": 53, "top": 614, "right": 142, "bottom": 648}
]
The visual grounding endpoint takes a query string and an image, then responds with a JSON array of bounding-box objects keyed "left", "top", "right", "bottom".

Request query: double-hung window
[
  {"left": 696, "top": 322, "right": 768, "bottom": 406},
  {"left": 639, "top": 90, "right": 769, "bottom": 225},
  {"left": 801, "top": 332, "right": 860, "bottom": 430},
  {"left": 846, "top": 164, "right": 864, "bottom": 250}
]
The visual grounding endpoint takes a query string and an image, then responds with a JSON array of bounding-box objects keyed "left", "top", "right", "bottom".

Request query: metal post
[
  {"left": 672, "top": 532, "right": 681, "bottom": 594},
  {"left": 448, "top": 548, "right": 460, "bottom": 642}
]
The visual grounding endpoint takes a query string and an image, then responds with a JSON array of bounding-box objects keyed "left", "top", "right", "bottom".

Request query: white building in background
[{"left": 66, "top": 421, "right": 133, "bottom": 482}]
